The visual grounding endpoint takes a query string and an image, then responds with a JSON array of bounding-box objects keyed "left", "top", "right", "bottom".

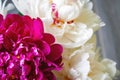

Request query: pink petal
[
  {"left": 35, "top": 40, "right": 50, "bottom": 56},
  {"left": 0, "top": 14, "right": 3, "bottom": 24},
  {"left": 47, "top": 44, "right": 63, "bottom": 61},
  {"left": 32, "top": 18, "right": 44, "bottom": 40},
  {"left": 22, "top": 63, "right": 32, "bottom": 76},
  {"left": 0, "top": 58, "right": 3, "bottom": 66},
  {"left": 4, "top": 14, "right": 23, "bottom": 29},
  {"left": 3, "top": 35, "right": 13, "bottom": 52},
  {"left": 22, "top": 15, "right": 33, "bottom": 37},
  {"left": 42, "top": 33, "right": 55, "bottom": 45},
  {"left": 5, "top": 30, "right": 18, "bottom": 42},
  {"left": 44, "top": 72, "right": 56, "bottom": 80},
  {"left": 36, "top": 71, "right": 43, "bottom": 80}
]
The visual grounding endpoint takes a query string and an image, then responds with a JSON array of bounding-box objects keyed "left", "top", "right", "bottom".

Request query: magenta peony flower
[{"left": 0, "top": 14, "right": 63, "bottom": 80}]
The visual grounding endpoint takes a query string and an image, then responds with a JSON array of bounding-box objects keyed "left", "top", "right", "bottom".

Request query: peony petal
[
  {"left": 3, "top": 14, "right": 29, "bottom": 37},
  {"left": 58, "top": 3, "right": 80, "bottom": 21},
  {"left": 32, "top": 18, "right": 44, "bottom": 40},
  {"left": 36, "top": 71, "right": 43, "bottom": 80},
  {"left": 3, "top": 14, "right": 23, "bottom": 29},
  {"left": 0, "top": 15, "right": 5, "bottom": 33},
  {"left": 1, "top": 74, "right": 7, "bottom": 80},
  {"left": 5, "top": 30, "right": 18, "bottom": 42},
  {"left": 43, "top": 72, "right": 56, "bottom": 80},
  {"left": 0, "top": 58, "right": 3, "bottom": 66},
  {"left": 76, "top": 8, "right": 104, "bottom": 31},
  {"left": 101, "top": 59, "right": 117, "bottom": 77},
  {"left": 7, "top": 62, "right": 22, "bottom": 76},
  {"left": 35, "top": 40, "right": 50, "bottom": 56},
  {"left": 54, "top": 56, "right": 62, "bottom": 66},
  {"left": 47, "top": 44, "right": 63, "bottom": 61},
  {"left": 22, "top": 15, "right": 33, "bottom": 37},
  {"left": 42, "top": 33, "right": 55, "bottom": 44},
  {"left": 0, "top": 14, "right": 3, "bottom": 24},
  {"left": 3, "top": 34, "right": 13, "bottom": 52},
  {"left": 22, "top": 63, "right": 32, "bottom": 76},
  {"left": 2, "top": 52, "right": 10, "bottom": 63}
]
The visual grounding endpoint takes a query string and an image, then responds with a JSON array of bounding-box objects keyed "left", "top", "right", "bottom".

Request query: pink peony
[{"left": 0, "top": 14, "right": 63, "bottom": 80}]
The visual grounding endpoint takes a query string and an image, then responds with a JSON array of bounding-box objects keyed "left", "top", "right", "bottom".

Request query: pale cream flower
[
  {"left": 86, "top": 38, "right": 117, "bottom": 80},
  {"left": 54, "top": 36, "right": 96, "bottom": 80},
  {"left": 68, "top": 51, "right": 90, "bottom": 80},
  {"left": 12, "top": 0, "right": 117, "bottom": 80},
  {"left": 89, "top": 58, "right": 117, "bottom": 80},
  {"left": 12, "top": 0, "right": 104, "bottom": 48},
  {"left": 0, "top": 0, "right": 14, "bottom": 17},
  {"left": 54, "top": 35, "right": 117, "bottom": 80},
  {"left": 83, "top": 37, "right": 117, "bottom": 80},
  {"left": 54, "top": 49, "right": 90, "bottom": 80}
]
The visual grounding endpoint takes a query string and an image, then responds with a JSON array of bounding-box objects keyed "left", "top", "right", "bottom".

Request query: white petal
[
  {"left": 68, "top": 51, "right": 90, "bottom": 80},
  {"left": 58, "top": 3, "right": 80, "bottom": 21},
  {"left": 101, "top": 59, "right": 117, "bottom": 77},
  {"left": 57, "top": 23, "right": 93, "bottom": 48},
  {"left": 92, "top": 73, "right": 112, "bottom": 80},
  {"left": 5, "top": 3, "right": 14, "bottom": 11},
  {"left": 76, "top": 8, "right": 104, "bottom": 31}
]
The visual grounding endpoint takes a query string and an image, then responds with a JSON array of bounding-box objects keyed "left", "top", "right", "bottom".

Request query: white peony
[
  {"left": 12, "top": 0, "right": 117, "bottom": 80},
  {"left": 86, "top": 40, "right": 117, "bottom": 80},
  {"left": 54, "top": 36, "right": 117, "bottom": 80},
  {"left": 68, "top": 51, "right": 90, "bottom": 80},
  {"left": 54, "top": 49, "right": 91, "bottom": 80},
  {"left": 89, "top": 58, "right": 117, "bottom": 80},
  {"left": 12, "top": 0, "right": 103, "bottom": 48},
  {"left": 82, "top": 38, "right": 117, "bottom": 80}
]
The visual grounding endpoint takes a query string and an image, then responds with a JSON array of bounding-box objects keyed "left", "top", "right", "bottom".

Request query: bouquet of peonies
[{"left": 0, "top": 0, "right": 118, "bottom": 80}]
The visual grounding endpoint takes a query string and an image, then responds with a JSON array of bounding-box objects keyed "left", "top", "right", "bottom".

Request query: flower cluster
[
  {"left": 12, "top": 0, "right": 117, "bottom": 80},
  {"left": 55, "top": 37, "right": 117, "bottom": 80},
  {"left": 12, "top": 0, "right": 95, "bottom": 48},
  {"left": 0, "top": 0, "right": 118, "bottom": 80},
  {"left": 0, "top": 14, "right": 63, "bottom": 80}
]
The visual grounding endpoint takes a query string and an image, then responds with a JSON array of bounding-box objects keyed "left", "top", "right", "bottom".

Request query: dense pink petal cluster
[{"left": 0, "top": 14, "right": 63, "bottom": 80}]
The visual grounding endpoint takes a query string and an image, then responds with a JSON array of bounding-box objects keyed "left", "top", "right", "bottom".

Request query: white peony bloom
[
  {"left": 0, "top": 0, "right": 14, "bottom": 17},
  {"left": 54, "top": 49, "right": 91, "bottom": 80},
  {"left": 12, "top": 0, "right": 98, "bottom": 48},
  {"left": 54, "top": 36, "right": 117, "bottom": 80},
  {"left": 79, "top": 37, "right": 117, "bottom": 80},
  {"left": 88, "top": 56, "right": 117, "bottom": 80},
  {"left": 68, "top": 50, "right": 90, "bottom": 80},
  {"left": 53, "top": 39, "right": 95, "bottom": 80},
  {"left": 54, "top": 36, "right": 95, "bottom": 80}
]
